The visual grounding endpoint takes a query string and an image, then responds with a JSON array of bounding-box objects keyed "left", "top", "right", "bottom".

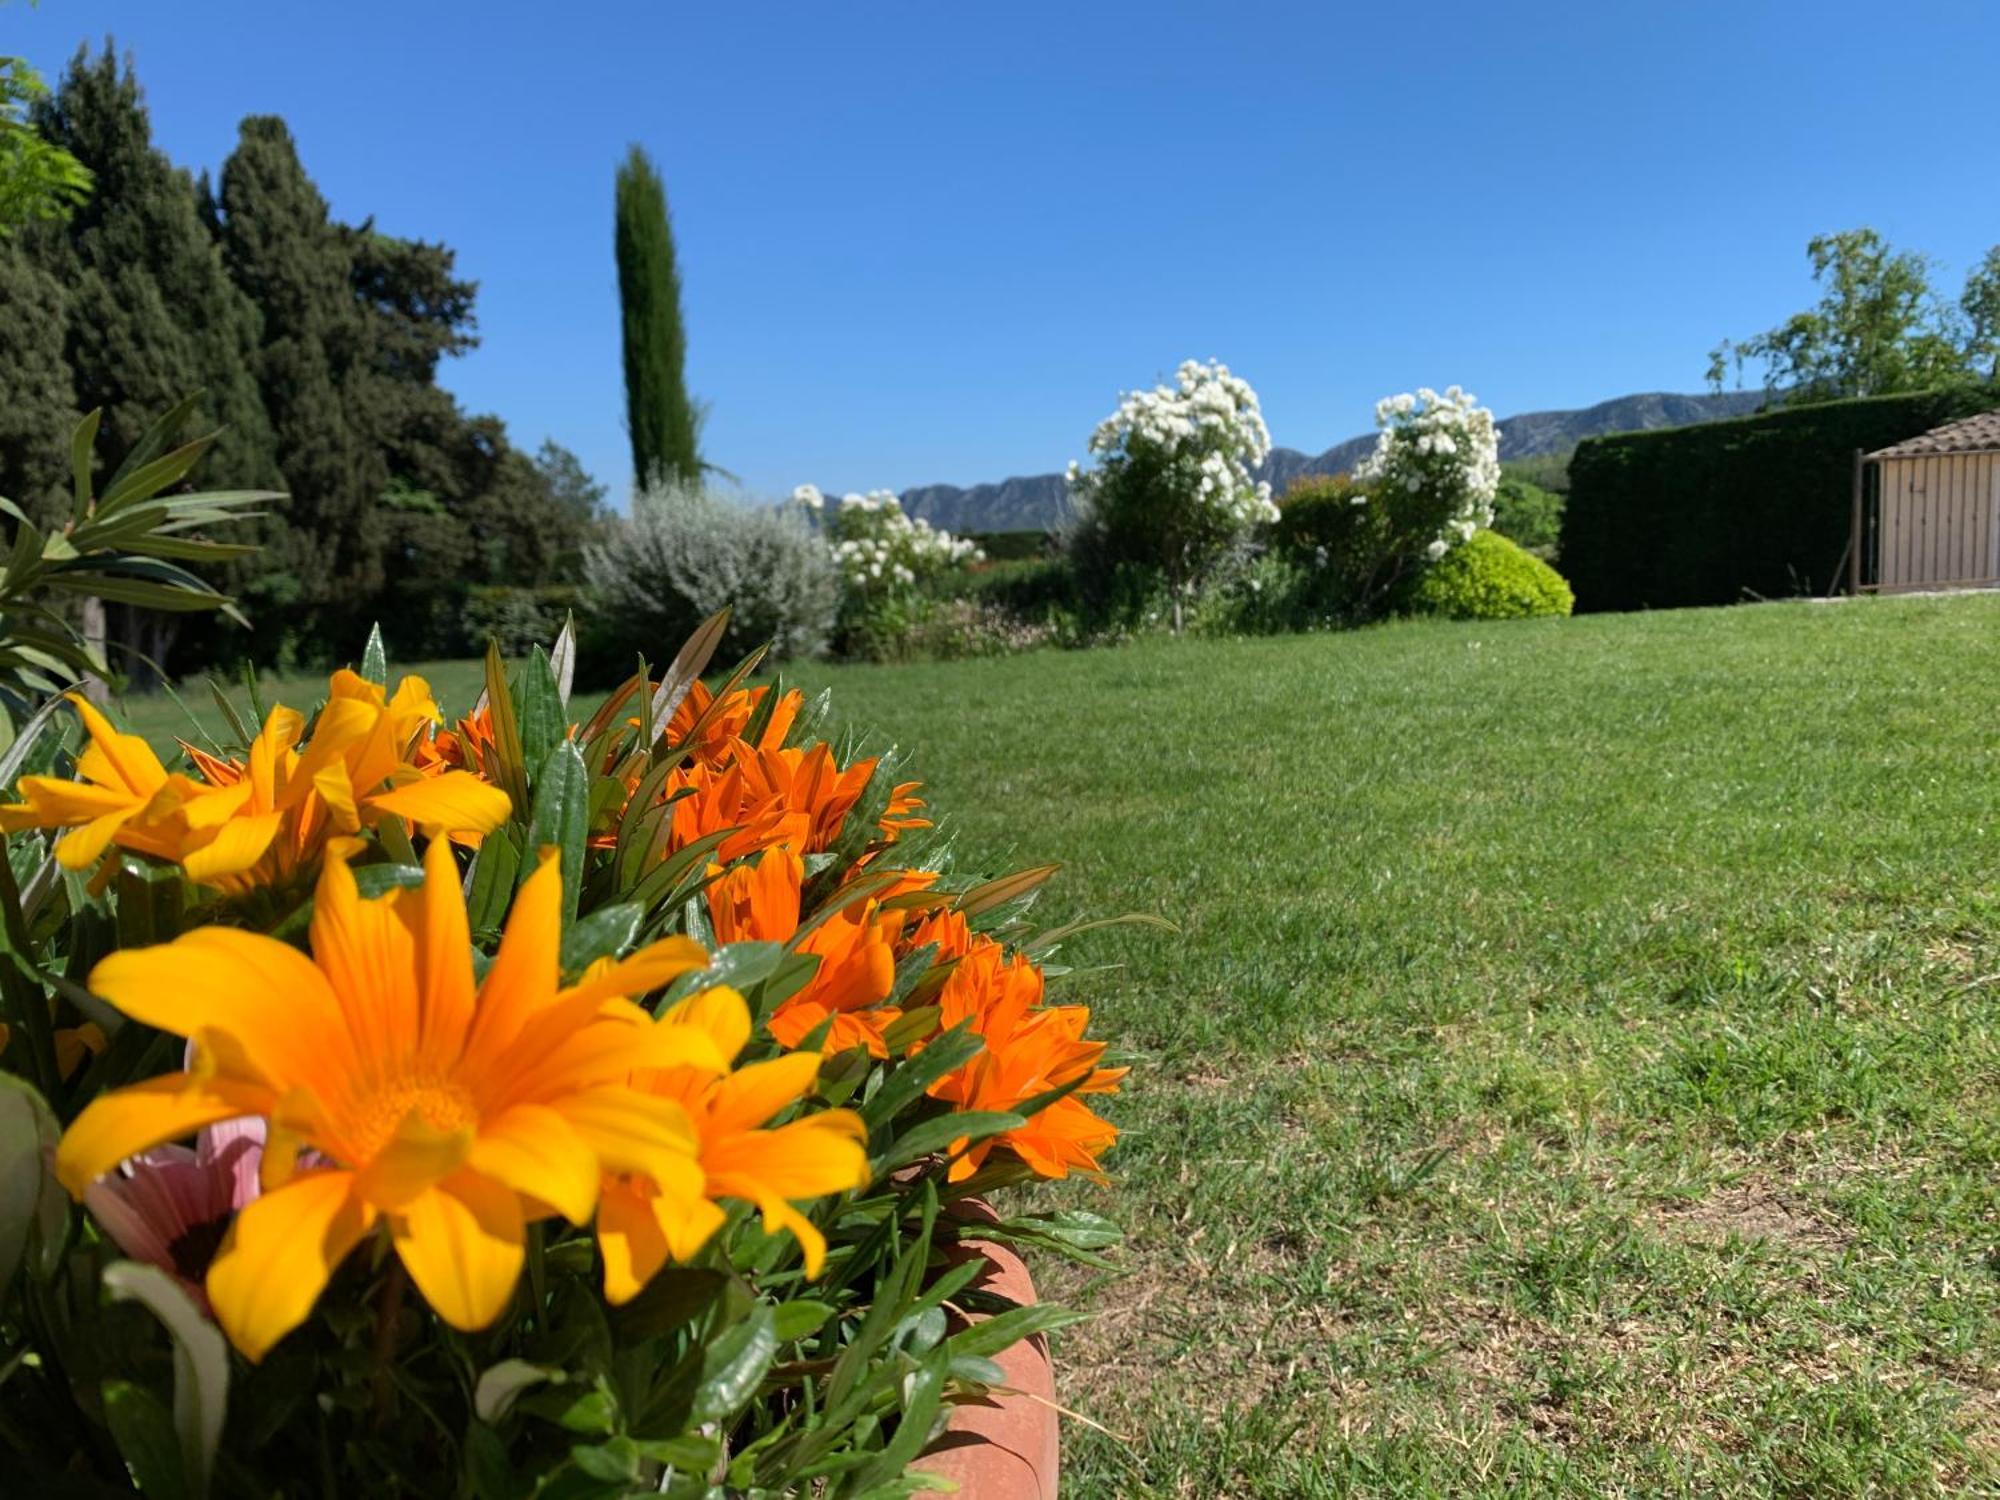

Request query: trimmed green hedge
[
  {"left": 1561, "top": 385, "right": 2000, "bottom": 612},
  {"left": 1407, "top": 530, "right": 1574, "bottom": 620},
  {"left": 965, "top": 529, "right": 1050, "bottom": 561}
]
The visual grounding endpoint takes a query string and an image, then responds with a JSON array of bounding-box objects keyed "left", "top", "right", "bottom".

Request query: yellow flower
[
  {"left": 0, "top": 695, "right": 202, "bottom": 870},
  {"left": 596, "top": 987, "right": 870, "bottom": 1302},
  {"left": 55, "top": 838, "right": 715, "bottom": 1360},
  {"left": 0, "top": 676, "right": 511, "bottom": 894}
]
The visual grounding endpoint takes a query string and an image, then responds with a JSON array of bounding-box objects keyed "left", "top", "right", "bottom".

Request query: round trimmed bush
[{"left": 1407, "top": 530, "right": 1574, "bottom": 620}]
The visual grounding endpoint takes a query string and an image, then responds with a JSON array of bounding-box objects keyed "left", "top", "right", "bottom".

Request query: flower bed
[{"left": 0, "top": 615, "right": 1127, "bottom": 1496}]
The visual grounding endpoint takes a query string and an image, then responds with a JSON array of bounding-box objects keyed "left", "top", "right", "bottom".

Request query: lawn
[{"left": 124, "top": 594, "right": 2000, "bottom": 1495}]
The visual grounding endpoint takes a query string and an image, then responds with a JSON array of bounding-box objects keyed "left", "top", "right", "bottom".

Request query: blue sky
[{"left": 16, "top": 2, "right": 2000, "bottom": 502}]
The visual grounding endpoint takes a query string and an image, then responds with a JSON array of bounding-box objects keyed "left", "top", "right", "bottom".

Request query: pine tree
[{"left": 614, "top": 145, "right": 700, "bottom": 487}]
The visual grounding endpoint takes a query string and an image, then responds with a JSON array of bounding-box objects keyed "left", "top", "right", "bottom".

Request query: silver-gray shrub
[{"left": 585, "top": 482, "right": 839, "bottom": 661}]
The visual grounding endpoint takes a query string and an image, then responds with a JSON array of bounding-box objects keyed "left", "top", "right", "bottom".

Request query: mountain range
[{"left": 879, "top": 389, "right": 1767, "bottom": 534}]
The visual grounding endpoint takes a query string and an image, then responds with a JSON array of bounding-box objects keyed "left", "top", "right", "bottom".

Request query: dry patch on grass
[{"left": 1652, "top": 1175, "right": 1853, "bottom": 1254}]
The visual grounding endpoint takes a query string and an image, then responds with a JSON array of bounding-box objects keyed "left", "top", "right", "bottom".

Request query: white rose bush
[
  {"left": 792, "top": 484, "right": 984, "bottom": 655},
  {"left": 1274, "top": 384, "right": 1503, "bottom": 622},
  {"left": 1064, "top": 359, "right": 1278, "bottom": 631}
]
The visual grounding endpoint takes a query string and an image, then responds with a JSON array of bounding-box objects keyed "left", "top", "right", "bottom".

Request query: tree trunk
[{"left": 79, "top": 596, "right": 111, "bottom": 707}]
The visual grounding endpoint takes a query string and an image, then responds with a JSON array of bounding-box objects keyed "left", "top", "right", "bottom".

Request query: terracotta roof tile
[{"left": 1868, "top": 408, "right": 2000, "bottom": 459}]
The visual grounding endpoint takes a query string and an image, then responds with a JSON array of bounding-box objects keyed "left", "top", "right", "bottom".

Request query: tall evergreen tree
[
  {"left": 23, "top": 46, "right": 275, "bottom": 492},
  {"left": 614, "top": 145, "right": 700, "bottom": 487},
  {"left": 214, "top": 114, "right": 384, "bottom": 635},
  {"left": 0, "top": 245, "right": 74, "bottom": 525}
]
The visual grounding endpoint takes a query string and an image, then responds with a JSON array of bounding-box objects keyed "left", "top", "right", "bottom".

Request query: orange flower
[
  {"left": 879, "top": 782, "right": 932, "bottom": 841},
  {"left": 670, "top": 760, "right": 812, "bottom": 865},
  {"left": 595, "top": 986, "right": 868, "bottom": 1300},
  {"left": 926, "top": 938, "right": 1123, "bottom": 1182},
  {"left": 706, "top": 848, "right": 900, "bottom": 1057},
  {"left": 726, "top": 741, "right": 877, "bottom": 854},
  {"left": 897, "top": 904, "right": 973, "bottom": 962},
  {"left": 663, "top": 682, "right": 803, "bottom": 769},
  {"left": 414, "top": 704, "right": 497, "bottom": 780}
]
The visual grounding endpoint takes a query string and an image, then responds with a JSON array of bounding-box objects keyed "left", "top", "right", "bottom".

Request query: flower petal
[
  {"left": 457, "top": 850, "right": 562, "bottom": 1074},
  {"left": 367, "top": 772, "right": 511, "bottom": 838},
  {"left": 557, "top": 935, "right": 710, "bottom": 1010},
  {"left": 595, "top": 1177, "right": 671, "bottom": 1306},
  {"left": 57, "top": 1074, "right": 275, "bottom": 1196},
  {"left": 390, "top": 1171, "right": 525, "bottom": 1333},
  {"left": 548, "top": 1087, "right": 700, "bottom": 1184},
  {"left": 466, "top": 1105, "right": 598, "bottom": 1226},
  {"left": 705, "top": 1053, "right": 822, "bottom": 1137},
  {"left": 90, "top": 929, "right": 353, "bottom": 1090},
  {"left": 657, "top": 985, "right": 752, "bottom": 1066},
  {"left": 180, "top": 810, "right": 283, "bottom": 883},
  {"left": 309, "top": 855, "right": 419, "bottom": 1067},
  {"left": 411, "top": 833, "right": 476, "bottom": 1070},
  {"left": 205, "top": 1170, "right": 374, "bottom": 1362}
]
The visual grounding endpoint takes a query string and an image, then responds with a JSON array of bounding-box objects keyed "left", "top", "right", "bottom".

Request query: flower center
[
  {"left": 343, "top": 1076, "right": 479, "bottom": 1164},
  {"left": 168, "top": 1216, "right": 231, "bottom": 1282}
]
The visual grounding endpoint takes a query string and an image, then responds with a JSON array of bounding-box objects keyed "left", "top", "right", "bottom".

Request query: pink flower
[{"left": 83, "top": 1118, "right": 262, "bottom": 1308}]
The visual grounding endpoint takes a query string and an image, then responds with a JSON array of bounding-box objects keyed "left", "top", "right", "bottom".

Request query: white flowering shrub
[
  {"left": 1353, "top": 385, "right": 1501, "bottom": 562},
  {"left": 790, "top": 484, "right": 983, "bottom": 656},
  {"left": 586, "top": 481, "right": 839, "bottom": 661},
  {"left": 1273, "top": 385, "right": 1501, "bottom": 620},
  {"left": 1064, "top": 359, "right": 1278, "bottom": 630}
]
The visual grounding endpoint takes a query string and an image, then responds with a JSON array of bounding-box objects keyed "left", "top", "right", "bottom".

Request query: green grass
[{"left": 123, "top": 595, "right": 2000, "bottom": 1495}]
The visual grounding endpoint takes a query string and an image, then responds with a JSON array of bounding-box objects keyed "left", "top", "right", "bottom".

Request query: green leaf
[
  {"left": 104, "top": 1261, "right": 230, "bottom": 1499},
  {"left": 691, "top": 1304, "right": 777, "bottom": 1424},
  {"left": 559, "top": 903, "right": 640, "bottom": 976},
  {"left": 464, "top": 828, "right": 522, "bottom": 935},
  {"left": 860, "top": 1022, "right": 983, "bottom": 1135},
  {"left": 103, "top": 392, "right": 198, "bottom": 495},
  {"left": 943, "top": 1300, "right": 1090, "bottom": 1361},
  {"left": 474, "top": 1360, "right": 561, "bottom": 1425},
  {"left": 103, "top": 1380, "right": 186, "bottom": 1500},
  {"left": 98, "top": 433, "right": 215, "bottom": 514},
  {"left": 0, "top": 1073, "right": 65, "bottom": 1291},
  {"left": 353, "top": 863, "right": 425, "bottom": 899},
  {"left": 522, "top": 741, "right": 589, "bottom": 924},
  {"left": 482, "top": 639, "right": 530, "bottom": 814},
  {"left": 769, "top": 1300, "right": 835, "bottom": 1343},
  {"left": 69, "top": 407, "right": 101, "bottom": 523},
  {"left": 549, "top": 615, "right": 577, "bottom": 707},
  {"left": 568, "top": 1438, "right": 640, "bottom": 1482},
  {"left": 954, "top": 864, "right": 1061, "bottom": 919},
  {"left": 514, "top": 645, "right": 564, "bottom": 773},
  {"left": 876, "top": 1110, "right": 1025, "bottom": 1173},
  {"left": 646, "top": 608, "right": 731, "bottom": 741},
  {"left": 359, "top": 623, "right": 387, "bottom": 686}
]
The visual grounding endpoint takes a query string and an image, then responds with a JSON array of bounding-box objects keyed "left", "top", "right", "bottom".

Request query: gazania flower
[
  {"left": 707, "top": 848, "right": 900, "bottom": 1056},
  {"left": 0, "top": 695, "right": 208, "bottom": 871},
  {"left": 926, "top": 938, "right": 1124, "bottom": 1182},
  {"left": 669, "top": 759, "right": 812, "bottom": 865},
  {"left": 878, "top": 782, "right": 931, "bottom": 841},
  {"left": 661, "top": 682, "right": 803, "bottom": 769},
  {"left": 55, "top": 838, "right": 715, "bottom": 1360},
  {"left": 596, "top": 986, "right": 869, "bottom": 1301},
  {"left": 413, "top": 703, "right": 497, "bottom": 780},
  {"left": 709, "top": 740, "right": 877, "bottom": 855},
  {"left": 83, "top": 1118, "right": 263, "bottom": 1310}
]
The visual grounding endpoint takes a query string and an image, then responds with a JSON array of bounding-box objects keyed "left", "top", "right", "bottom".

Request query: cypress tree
[
  {"left": 614, "top": 145, "right": 700, "bottom": 488},
  {"left": 0, "top": 245, "right": 74, "bottom": 524},
  {"left": 21, "top": 46, "right": 276, "bottom": 493},
  {"left": 214, "top": 115, "right": 385, "bottom": 639}
]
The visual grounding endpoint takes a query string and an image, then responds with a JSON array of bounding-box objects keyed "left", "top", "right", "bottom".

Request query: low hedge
[
  {"left": 1562, "top": 385, "right": 2000, "bottom": 612},
  {"left": 1406, "top": 530, "right": 1574, "bottom": 620}
]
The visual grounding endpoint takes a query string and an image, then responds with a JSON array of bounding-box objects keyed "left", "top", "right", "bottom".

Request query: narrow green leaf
[
  {"left": 691, "top": 1304, "right": 777, "bottom": 1424},
  {"left": 514, "top": 645, "right": 564, "bottom": 773},
  {"left": 102, "top": 1380, "right": 187, "bottom": 1500},
  {"left": 876, "top": 1110, "right": 1025, "bottom": 1173},
  {"left": 359, "top": 623, "right": 387, "bottom": 686},
  {"left": 522, "top": 741, "right": 589, "bottom": 924},
  {"left": 69, "top": 408, "right": 102, "bottom": 522},
  {"left": 482, "top": 639, "right": 530, "bottom": 814}
]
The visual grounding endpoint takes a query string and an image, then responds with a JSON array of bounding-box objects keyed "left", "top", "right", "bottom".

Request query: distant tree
[
  {"left": 1708, "top": 228, "right": 1968, "bottom": 402},
  {"left": 214, "top": 114, "right": 385, "bottom": 635},
  {"left": 0, "top": 245, "right": 73, "bottom": 524},
  {"left": 535, "top": 440, "right": 609, "bottom": 522},
  {"left": 1962, "top": 246, "right": 2000, "bottom": 381},
  {"left": 8, "top": 46, "right": 280, "bottom": 679},
  {"left": 614, "top": 144, "right": 700, "bottom": 487},
  {"left": 0, "top": 56, "right": 90, "bottom": 235}
]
